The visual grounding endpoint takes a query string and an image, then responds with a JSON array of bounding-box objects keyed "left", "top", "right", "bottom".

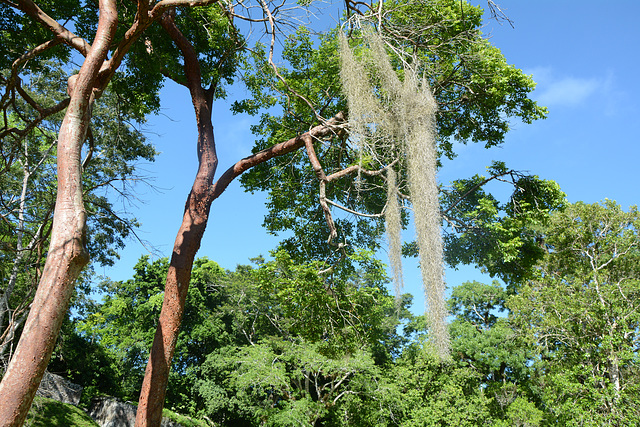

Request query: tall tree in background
[
  {"left": 238, "top": 0, "right": 548, "bottom": 356},
  {"left": 509, "top": 201, "right": 640, "bottom": 425}
]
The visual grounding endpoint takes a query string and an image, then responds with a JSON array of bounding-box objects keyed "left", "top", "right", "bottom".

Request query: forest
[{"left": 1, "top": 0, "right": 639, "bottom": 426}]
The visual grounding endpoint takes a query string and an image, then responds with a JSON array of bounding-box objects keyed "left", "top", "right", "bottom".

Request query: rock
[
  {"left": 88, "top": 396, "right": 185, "bottom": 427},
  {"left": 88, "top": 397, "right": 136, "bottom": 427},
  {"left": 36, "top": 371, "right": 83, "bottom": 406}
]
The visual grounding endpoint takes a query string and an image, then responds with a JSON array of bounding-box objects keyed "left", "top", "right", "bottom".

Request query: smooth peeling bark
[
  {"left": 135, "top": 11, "right": 218, "bottom": 427},
  {"left": 0, "top": 2, "right": 118, "bottom": 426}
]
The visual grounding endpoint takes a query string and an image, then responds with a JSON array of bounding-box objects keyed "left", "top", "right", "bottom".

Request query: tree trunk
[
  {"left": 134, "top": 115, "right": 216, "bottom": 427},
  {"left": 610, "top": 352, "right": 621, "bottom": 410},
  {"left": 135, "top": 13, "right": 217, "bottom": 426},
  {"left": 135, "top": 14, "right": 345, "bottom": 426},
  {"left": 0, "top": 2, "right": 117, "bottom": 425}
]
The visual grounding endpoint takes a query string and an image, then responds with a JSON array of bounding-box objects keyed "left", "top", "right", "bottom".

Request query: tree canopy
[
  {"left": 67, "top": 200, "right": 640, "bottom": 425},
  {"left": 239, "top": 1, "right": 547, "bottom": 264},
  {"left": 0, "top": 0, "right": 582, "bottom": 425}
]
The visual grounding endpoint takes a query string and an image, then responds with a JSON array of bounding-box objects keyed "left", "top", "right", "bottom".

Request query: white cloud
[
  {"left": 525, "top": 67, "right": 606, "bottom": 109},
  {"left": 525, "top": 66, "right": 553, "bottom": 84},
  {"left": 537, "top": 76, "right": 600, "bottom": 107}
]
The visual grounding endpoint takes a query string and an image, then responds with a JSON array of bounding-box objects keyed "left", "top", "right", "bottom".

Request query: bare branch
[
  {"left": 325, "top": 198, "right": 384, "bottom": 218},
  {"left": 486, "top": 0, "right": 515, "bottom": 28},
  {"left": 257, "top": 0, "right": 327, "bottom": 123}
]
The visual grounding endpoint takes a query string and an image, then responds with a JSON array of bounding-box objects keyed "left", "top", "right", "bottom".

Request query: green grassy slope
[{"left": 25, "top": 397, "right": 99, "bottom": 427}]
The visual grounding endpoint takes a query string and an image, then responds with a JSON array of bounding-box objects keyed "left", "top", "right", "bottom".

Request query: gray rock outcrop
[
  {"left": 88, "top": 397, "right": 184, "bottom": 427},
  {"left": 33, "top": 372, "right": 188, "bottom": 426},
  {"left": 36, "top": 371, "right": 83, "bottom": 406}
]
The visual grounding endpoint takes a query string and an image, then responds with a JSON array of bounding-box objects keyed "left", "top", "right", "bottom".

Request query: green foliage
[
  {"left": 440, "top": 166, "right": 566, "bottom": 288},
  {"left": 76, "top": 255, "right": 228, "bottom": 408},
  {"left": 0, "top": 1, "right": 77, "bottom": 72},
  {"left": 0, "top": 61, "right": 156, "bottom": 273},
  {"left": 389, "top": 346, "right": 493, "bottom": 426},
  {"left": 200, "top": 339, "right": 382, "bottom": 426},
  {"left": 238, "top": 29, "right": 364, "bottom": 265},
  {"left": 509, "top": 201, "right": 640, "bottom": 425},
  {"left": 191, "top": 251, "right": 549, "bottom": 426},
  {"left": 73, "top": 250, "right": 404, "bottom": 420},
  {"left": 102, "top": 3, "right": 242, "bottom": 117},
  {"left": 67, "top": 210, "right": 640, "bottom": 426},
  {"left": 11, "top": 3, "right": 637, "bottom": 426},
  {"left": 161, "top": 407, "right": 209, "bottom": 427},
  {"left": 76, "top": 257, "right": 168, "bottom": 400},
  {"left": 446, "top": 280, "right": 540, "bottom": 423},
  {"left": 237, "top": 0, "right": 548, "bottom": 275},
  {"left": 252, "top": 250, "right": 399, "bottom": 357},
  {"left": 178, "top": 251, "right": 406, "bottom": 424},
  {"left": 1, "top": 0, "right": 238, "bottom": 276},
  {"left": 449, "top": 280, "right": 506, "bottom": 328},
  {"left": 492, "top": 396, "right": 544, "bottom": 427},
  {"left": 49, "top": 318, "right": 122, "bottom": 407},
  {"left": 380, "top": 0, "right": 546, "bottom": 156}
]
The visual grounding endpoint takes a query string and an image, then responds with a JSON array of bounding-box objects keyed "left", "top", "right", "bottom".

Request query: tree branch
[
  {"left": 13, "top": 0, "right": 91, "bottom": 56},
  {"left": 442, "top": 169, "right": 517, "bottom": 216},
  {"left": 208, "top": 112, "right": 345, "bottom": 202}
]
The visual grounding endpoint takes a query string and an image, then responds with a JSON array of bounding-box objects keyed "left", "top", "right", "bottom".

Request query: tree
[
  {"left": 0, "top": 60, "right": 155, "bottom": 361},
  {"left": 388, "top": 345, "right": 494, "bottom": 426},
  {"left": 440, "top": 166, "right": 566, "bottom": 289},
  {"left": 240, "top": 1, "right": 546, "bottom": 261},
  {"left": 195, "top": 250, "right": 408, "bottom": 426},
  {"left": 72, "top": 250, "right": 405, "bottom": 424},
  {"left": 0, "top": 2, "right": 133, "bottom": 424},
  {"left": 447, "top": 280, "right": 543, "bottom": 424},
  {"left": 509, "top": 201, "right": 640, "bottom": 425},
  {"left": 0, "top": 0, "right": 549, "bottom": 424},
  {"left": 237, "top": 0, "right": 548, "bottom": 360},
  {"left": 0, "top": 0, "right": 333, "bottom": 422},
  {"left": 73, "top": 256, "right": 228, "bottom": 411},
  {"left": 204, "top": 339, "right": 383, "bottom": 426}
]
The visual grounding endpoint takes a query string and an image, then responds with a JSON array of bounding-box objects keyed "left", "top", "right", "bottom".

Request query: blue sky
[{"left": 99, "top": 1, "right": 640, "bottom": 315}]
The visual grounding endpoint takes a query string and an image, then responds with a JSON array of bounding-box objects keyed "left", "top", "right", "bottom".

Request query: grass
[
  {"left": 25, "top": 397, "right": 99, "bottom": 427},
  {"left": 162, "top": 408, "right": 210, "bottom": 427}
]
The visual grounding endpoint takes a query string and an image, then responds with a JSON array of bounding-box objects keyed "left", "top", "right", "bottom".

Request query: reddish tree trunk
[
  {"left": 135, "top": 11, "right": 345, "bottom": 426},
  {"left": 135, "top": 12, "right": 218, "bottom": 426},
  {"left": 135, "top": 115, "right": 216, "bottom": 427},
  {"left": 0, "top": 2, "right": 117, "bottom": 425}
]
